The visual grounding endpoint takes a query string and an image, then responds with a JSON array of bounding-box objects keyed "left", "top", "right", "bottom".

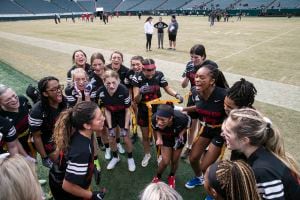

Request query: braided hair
[
  {"left": 227, "top": 78, "right": 257, "bottom": 108},
  {"left": 207, "top": 160, "right": 261, "bottom": 200}
]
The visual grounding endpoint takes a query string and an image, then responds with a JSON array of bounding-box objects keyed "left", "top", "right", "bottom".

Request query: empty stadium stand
[
  {"left": 130, "top": 0, "right": 166, "bottom": 11},
  {"left": 0, "top": 0, "right": 28, "bottom": 14},
  {"left": 14, "top": 0, "right": 61, "bottom": 14},
  {"left": 52, "top": 0, "right": 84, "bottom": 12},
  {"left": 157, "top": 0, "right": 193, "bottom": 10},
  {"left": 115, "top": 0, "right": 145, "bottom": 12},
  {"left": 96, "top": 0, "right": 122, "bottom": 12}
]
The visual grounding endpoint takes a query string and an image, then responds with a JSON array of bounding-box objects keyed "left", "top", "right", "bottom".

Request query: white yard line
[{"left": 0, "top": 31, "right": 299, "bottom": 112}]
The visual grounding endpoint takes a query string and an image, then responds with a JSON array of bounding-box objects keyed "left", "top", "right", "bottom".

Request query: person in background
[
  {"left": 154, "top": 17, "right": 168, "bottom": 49},
  {"left": 144, "top": 16, "right": 154, "bottom": 52},
  {"left": 139, "top": 182, "right": 183, "bottom": 200},
  {"left": 168, "top": 15, "right": 179, "bottom": 50},
  {"left": 0, "top": 154, "right": 43, "bottom": 200},
  {"left": 223, "top": 108, "right": 300, "bottom": 200},
  {"left": 204, "top": 160, "right": 260, "bottom": 200}
]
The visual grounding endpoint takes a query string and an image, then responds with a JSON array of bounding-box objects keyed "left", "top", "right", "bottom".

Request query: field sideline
[{"left": 0, "top": 16, "right": 299, "bottom": 200}]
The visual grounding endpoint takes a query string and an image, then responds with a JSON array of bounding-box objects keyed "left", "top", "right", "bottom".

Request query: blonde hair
[
  {"left": 139, "top": 182, "right": 183, "bottom": 200},
  {"left": 0, "top": 154, "right": 43, "bottom": 200},
  {"left": 71, "top": 68, "right": 89, "bottom": 83},
  {"left": 103, "top": 70, "right": 120, "bottom": 82},
  {"left": 228, "top": 108, "right": 300, "bottom": 177}
]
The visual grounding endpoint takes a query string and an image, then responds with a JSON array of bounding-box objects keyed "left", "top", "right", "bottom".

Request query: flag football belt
[{"left": 193, "top": 120, "right": 222, "bottom": 145}]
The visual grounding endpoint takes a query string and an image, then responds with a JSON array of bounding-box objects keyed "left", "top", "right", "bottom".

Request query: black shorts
[
  {"left": 111, "top": 111, "right": 126, "bottom": 129},
  {"left": 137, "top": 103, "right": 158, "bottom": 127},
  {"left": 162, "top": 134, "right": 187, "bottom": 149},
  {"left": 168, "top": 34, "right": 177, "bottom": 42},
  {"left": 187, "top": 94, "right": 198, "bottom": 119},
  {"left": 200, "top": 127, "right": 224, "bottom": 147}
]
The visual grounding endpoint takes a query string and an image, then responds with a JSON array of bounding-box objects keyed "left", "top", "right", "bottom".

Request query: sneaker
[
  {"left": 141, "top": 154, "right": 151, "bottom": 167},
  {"left": 185, "top": 176, "right": 204, "bottom": 189},
  {"left": 205, "top": 195, "right": 214, "bottom": 200},
  {"left": 39, "top": 179, "right": 47, "bottom": 185},
  {"left": 152, "top": 176, "right": 160, "bottom": 183},
  {"left": 168, "top": 176, "right": 176, "bottom": 189},
  {"left": 105, "top": 148, "right": 111, "bottom": 160},
  {"left": 117, "top": 143, "right": 125, "bottom": 154},
  {"left": 107, "top": 157, "right": 120, "bottom": 170},
  {"left": 181, "top": 148, "right": 191, "bottom": 159},
  {"left": 157, "top": 155, "right": 162, "bottom": 164},
  {"left": 127, "top": 158, "right": 136, "bottom": 172}
]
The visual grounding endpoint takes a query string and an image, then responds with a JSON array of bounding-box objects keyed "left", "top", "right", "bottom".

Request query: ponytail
[
  {"left": 229, "top": 108, "right": 300, "bottom": 178},
  {"left": 202, "top": 64, "right": 229, "bottom": 89},
  {"left": 53, "top": 108, "right": 74, "bottom": 152}
]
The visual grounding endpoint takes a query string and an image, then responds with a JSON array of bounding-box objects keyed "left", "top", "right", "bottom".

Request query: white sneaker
[
  {"left": 107, "top": 157, "right": 120, "bottom": 170},
  {"left": 128, "top": 158, "right": 136, "bottom": 172},
  {"left": 117, "top": 143, "right": 125, "bottom": 154},
  {"left": 105, "top": 148, "right": 111, "bottom": 160},
  {"left": 141, "top": 154, "right": 151, "bottom": 167},
  {"left": 157, "top": 155, "right": 162, "bottom": 164}
]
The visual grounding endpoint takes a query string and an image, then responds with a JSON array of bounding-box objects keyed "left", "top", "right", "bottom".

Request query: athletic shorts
[
  {"left": 187, "top": 94, "right": 198, "bottom": 119},
  {"left": 137, "top": 103, "right": 158, "bottom": 127},
  {"left": 162, "top": 134, "right": 187, "bottom": 149},
  {"left": 110, "top": 111, "right": 126, "bottom": 129},
  {"left": 200, "top": 127, "right": 224, "bottom": 147},
  {"left": 168, "top": 34, "right": 177, "bottom": 42}
]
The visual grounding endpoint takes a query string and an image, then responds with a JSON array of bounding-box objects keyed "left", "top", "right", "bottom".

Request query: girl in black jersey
[
  {"left": 51, "top": 101, "right": 106, "bottom": 200},
  {"left": 151, "top": 104, "right": 190, "bottom": 189},
  {"left": 224, "top": 78, "right": 257, "bottom": 161},
  {"left": 67, "top": 50, "right": 92, "bottom": 87},
  {"left": 65, "top": 68, "right": 94, "bottom": 107},
  {"left": 0, "top": 85, "right": 33, "bottom": 158},
  {"left": 223, "top": 108, "right": 300, "bottom": 200},
  {"left": 124, "top": 56, "right": 144, "bottom": 144},
  {"left": 29, "top": 76, "right": 67, "bottom": 169},
  {"left": 181, "top": 44, "right": 219, "bottom": 159},
  {"left": 182, "top": 64, "right": 228, "bottom": 189},
  {"left": 132, "top": 58, "right": 184, "bottom": 167},
  {"left": 90, "top": 52, "right": 111, "bottom": 159},
  {"left": 106, "top": 51, "right": 129, "bottom": 85},
  {"left": 99, "top": 70, "right": 136, "bottom": 172}
]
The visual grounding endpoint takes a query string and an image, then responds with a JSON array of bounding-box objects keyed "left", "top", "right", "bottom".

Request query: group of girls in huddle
[{"left": 1, "top": 44, "right": 299, "bottom": 200}]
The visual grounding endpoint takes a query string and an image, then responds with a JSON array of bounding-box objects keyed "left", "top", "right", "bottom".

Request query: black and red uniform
[
  {"left": 29, "top": 101, "right": 66, "bottom": 155},
  {"left": 106, "top": 64, "right": 129, "bottom": 85},
  {"left": 98, "top": 84, "right": 131, "bottom": 129},
  {"left": 123, "top": 69, "right": 136, "bottom": 89},
  {"left": 66, "top": 64, "right": 93, "bottom": 85},
  {"left": 0, "top": 116, "right": 18, "bottom": 154},
  {"left": 248, "top": 147, "right": 300, "bottom": 200},
  {"left": 65, "top": 86, "right": 89, "bottom": 108},
  {"left": 49, "top": 131, "right": 95, "bottom": 200},
  {"left": 0, "top": 95, "right": 32, "bottom": 154},
  {"left": 191, "top": 86, "right": 226, "bottom": 147},
  {"left": 182, "top": 60, "right": 218, "bottom": 119},
  {"left": 151, "top": 110, "right": 190, "bottom": 148},
  {"left": 132, "top": 71, "right": 168, "bottom": 127}
]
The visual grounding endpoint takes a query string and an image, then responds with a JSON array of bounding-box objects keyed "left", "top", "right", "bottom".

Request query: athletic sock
[{"left": 127, "top": 152, "right": 133, "bottom": 158}]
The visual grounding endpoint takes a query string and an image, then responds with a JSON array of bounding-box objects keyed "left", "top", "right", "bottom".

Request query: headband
[
  {"left": 143, "top": 64, "right": 156, "bottom": 69},
  {"left": 207, "top": 162, "right": 226, "bottom": 198},
  {"left": 156, "top": 109, "right": 173, "bottom": 118}
]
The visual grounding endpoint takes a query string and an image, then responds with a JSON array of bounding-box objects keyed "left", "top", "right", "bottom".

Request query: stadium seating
[
  {"left": 14, "top": 0, "right": 61, "bottom": 13},
  {"left": 116, "top": 0, "right": 145, "bottom": 11},
  {"left": 51, "top": 0, "right": 83, "bottom": 12},
  {"left": 0, "top": 0, "right": 28, "bottom": 14},
  {"left": 130, "top": 0, "right": 166, "bottom": 11},
  {"left": 236, "top": 0, "right": 273, "bottom": 9},
  {"left": 181, "top": 0, "right": 211, "bottom": 10},
  {"left": 209, "top": 0, "right": 237, "bottom": 9},
  {"left": 272, "top": 0, "right": 300, "bottom": 9},
  {"left": 157, "top": 0, "right": 192, "bottom": 10},
  {"left": 96, "top": 0, "right": 122, "bottom": 12},
  {"left": 77, "top": 0, "right": 96, "bottom": 12}
]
